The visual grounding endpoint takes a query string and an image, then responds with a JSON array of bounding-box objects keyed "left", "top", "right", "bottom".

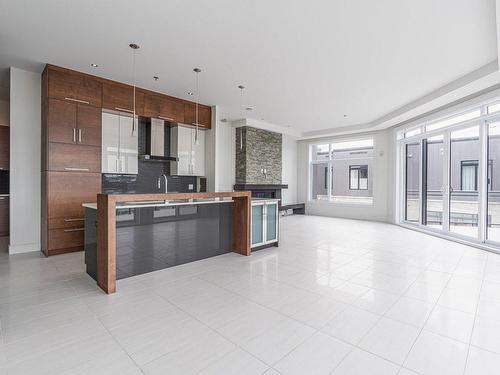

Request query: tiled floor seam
[
  {"left": 394, "top": 252, "right": 466, "bottom": 375},
  {"left": 151, "top": 290, "right": 272, "bottom": 374},
  {"left": 93, "top": 317, "right": 146, "bottom": 375},
  {"left": 461, "top": 256, "right": 488, "bottom": 375}
]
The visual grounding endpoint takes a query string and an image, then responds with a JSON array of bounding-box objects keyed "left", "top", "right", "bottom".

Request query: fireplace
[{"left": 233, "top": 184, "right": 288, "bottom": 209}]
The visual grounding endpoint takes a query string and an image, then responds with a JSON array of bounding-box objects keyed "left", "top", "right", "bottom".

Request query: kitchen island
[{"left": 86, "top": 192, "right": 251, "bottom": 294}]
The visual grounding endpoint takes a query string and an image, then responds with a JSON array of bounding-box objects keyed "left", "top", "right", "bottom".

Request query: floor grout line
[{"left": 461, "top": 254, "right": 488, "bottom": 375}]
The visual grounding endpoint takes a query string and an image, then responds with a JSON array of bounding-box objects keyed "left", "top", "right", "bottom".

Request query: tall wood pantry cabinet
[{"left": 41, "top": 66, "right": 102, "bottom": 256}]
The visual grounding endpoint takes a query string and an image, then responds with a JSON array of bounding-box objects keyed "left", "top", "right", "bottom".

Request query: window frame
[
  {"left": 349, "top": 165, "right": 368, "bottom": 190},
  {"left": 460, "top": 160, "right": 479, "bottom": 192},
  {"left": 309, "top": 139, "right": 374, "bottom": 205}
]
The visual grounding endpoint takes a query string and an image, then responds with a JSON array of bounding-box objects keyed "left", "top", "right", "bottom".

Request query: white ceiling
[{"left": 0, "top": 0, "right": 497, "bottom": 137}]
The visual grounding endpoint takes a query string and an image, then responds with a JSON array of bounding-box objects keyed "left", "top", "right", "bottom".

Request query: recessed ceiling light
[
  {"left": 245, "top": 106, "right": 254, "bottom": 111},
  {"left": 153, "top": 76, "right": 159, "bottom": 81},
  {"left": 90, "top": 63, "right": 98, "bottom": 68},
  {"left": 187, "top": 91, "right": 194, "bottom": 96},
  {"left": 343, "top": 114, "right": 348, "bottom": 118}
]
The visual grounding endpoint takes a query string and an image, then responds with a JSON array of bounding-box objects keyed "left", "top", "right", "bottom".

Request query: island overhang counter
[{"left": 89, "top": 191, "right": 252, "bottom": 294}]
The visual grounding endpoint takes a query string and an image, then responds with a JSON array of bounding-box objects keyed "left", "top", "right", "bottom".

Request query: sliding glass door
[
  {"left": 405, "top": 142, "right": 421, "bottom": 223},
  {"left": 423, "top": 135, "right": 445, "bottom": 230},
  {"left": 403, "top": 124, "right": 485, "bottom": 242},
  {"left": 449, "top": 126, "right": 480, "bottom": 239},
  {"left": 399, "top": 101, "right": 500, "bottom": 249}
]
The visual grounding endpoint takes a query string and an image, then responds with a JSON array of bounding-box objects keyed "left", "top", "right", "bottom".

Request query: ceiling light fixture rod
[
  {"left": 129, "top": 43, "right": 140, "bottom": 136},
  {"left": 238, "top": 85, "right": 245, "bottom": 150},
  {"left": 193, "top": 68, "right": 201, "bottom": 145}
]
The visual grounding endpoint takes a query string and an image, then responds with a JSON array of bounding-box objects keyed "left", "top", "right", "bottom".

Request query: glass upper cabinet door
[
  {"left": 266, "top": 203, "right": 278, "bottom": 242},
  {"left": 252, "top": 205, "right": 264, "bottom": 246}
]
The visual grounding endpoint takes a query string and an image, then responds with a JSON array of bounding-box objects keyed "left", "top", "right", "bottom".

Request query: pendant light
[
  {"left": 129, "top": 43, "right": 140, "bottom": 136},
  {"left": 193, "top": 68, "right": 201, "bottom": 145},
  {"left": 238, "top": 85, "right": 245, "bottom": 149}
]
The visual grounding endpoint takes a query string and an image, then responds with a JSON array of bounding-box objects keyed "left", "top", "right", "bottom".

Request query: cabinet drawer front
[
  {"left": 47, "top": 172, "right": 101, "bottom": 219},
  {"left": 48, "top": 99, "right": 77, "bottom": 144},
  {"left": 48, "top": 227, "right": 84, "bottom": 251},
  {"left": 48, "top": 69, "right": 102, "bottom": 107},
  {"left": 48, "top": 143, "right": 101, "bottom": 173},
  {"left": 49, "top": 217, "right": 86, "bottom": 230}
]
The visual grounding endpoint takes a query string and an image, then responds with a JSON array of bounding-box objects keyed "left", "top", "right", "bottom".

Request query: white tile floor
[{"left": 1, "top": 215, "right": 500, "bottom": 374}]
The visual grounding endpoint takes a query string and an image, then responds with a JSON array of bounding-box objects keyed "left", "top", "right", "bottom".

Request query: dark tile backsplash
[
  {"left": 0, "top": 171, "right": 9, "bottom": 194},
  {"left": 102, "top": 170, "right": 196, "bottom": 194}
]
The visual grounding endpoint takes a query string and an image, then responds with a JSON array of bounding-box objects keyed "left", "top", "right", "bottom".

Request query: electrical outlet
[{"left": 188, "top": 184, "right": 194, "bottom": 190}]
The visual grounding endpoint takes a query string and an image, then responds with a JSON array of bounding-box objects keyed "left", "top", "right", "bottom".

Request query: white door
[
  {"left": 192, "top": 129, "right": 205, "bottom": 176},
  {"left": 118, "top": 114, "right": 138, "bottom": 174},
  {"left": 101, "top": 112, "right": 120, "bottom": 173}
]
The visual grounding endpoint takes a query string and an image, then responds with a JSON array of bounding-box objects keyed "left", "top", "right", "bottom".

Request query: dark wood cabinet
[
  {"left": 41, "top": 171, "right": 101, "bottom": 255},
  {"left": 143, "top": 93, "right": 185, "bottom": 123},
  {"left": 184, "top": 102, "right": 212, "bottom": 129},
  {"left": 0, "top": 196, "right": 8, "bottom": 237},
  {"left": 47, "top": 67, "right": 102, "bottom": 107},
  {"left": 47, "top": 99, "right": 77, "bottom": 144},
  {"left": 48, "top": 143, "right": 101, "bottom": 173},
  {"left": 77, "top": 105, "right": 101, "bottom": 147},
  {"left": 0, "top": 126, "right": 9, "bottom": 170},
  {"left": 46, "top": 99, "right": 101, "bottom": 147},
  {"left": 102, "top": 82, "right": 145, "bottom": 115},
  {"left": 42, "top": 65, "right": 103, "bottom": 255},
  {"left": 160, "top": 96, "right": 185, "bottom": 123}
]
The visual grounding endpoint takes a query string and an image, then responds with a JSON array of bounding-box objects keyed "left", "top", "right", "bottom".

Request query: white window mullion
[
  {"left": 478, "top": 119, "right": 488, "bottom": 243},
  {"left": 327, "top": 144, "right": 333, "bottom": 201}
]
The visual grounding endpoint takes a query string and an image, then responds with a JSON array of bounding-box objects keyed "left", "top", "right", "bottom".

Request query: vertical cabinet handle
[
  {"left": 73, "top": 128, "right": 76, "bottom": 143},
  {"left": 78, "top": 129, "right": 82, "bottom": 143}
]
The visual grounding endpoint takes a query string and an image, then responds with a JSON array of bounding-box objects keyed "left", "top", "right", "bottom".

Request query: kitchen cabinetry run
[
  {"left": 41, "top": 65, "right": 103, "bottom": 255},
  {"left": 170, "top": 125, "right": 205, "bottom": 176},
  {"left": 0, "top": 126, "right": 9, "bottom": 170},
  {"left": 251, "top": 199, "right": 279, "bottom": 248},
  {"left": 0, "top": 196, "right": 8, "bottom": 237},
  {"left": 102, "top": 111, "right": 138, "bottom": 174}
]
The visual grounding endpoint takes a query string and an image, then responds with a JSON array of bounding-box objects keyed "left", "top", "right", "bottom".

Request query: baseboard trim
[{"left": 9, "top": 242, "right": 40, "bottom": 254}]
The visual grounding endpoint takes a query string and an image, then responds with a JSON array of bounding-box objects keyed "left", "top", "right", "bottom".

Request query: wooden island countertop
[{"left": 95, "top": 191, "right": 252, "bottom": 294}]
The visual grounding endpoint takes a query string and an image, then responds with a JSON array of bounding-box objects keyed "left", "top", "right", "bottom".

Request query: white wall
[
  {"left": 298, "top": 130, "right": 391, "bottom": 222},
  {"left": 213, "top": 119, "right": 235, "bottom": 192},
  {"left": 282, "top": 134, "right": 298, "bottom": 204},
  {"left": 9, "top": 67, "right": 41, "bottom": 254},
  {"left": 204, "top": 106, "right": 217, "bottom": 192}
]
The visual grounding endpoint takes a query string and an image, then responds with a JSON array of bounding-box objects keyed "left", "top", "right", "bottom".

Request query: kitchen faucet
[{"left": 157, "top": 174, "right": 168, "bottom": 193}]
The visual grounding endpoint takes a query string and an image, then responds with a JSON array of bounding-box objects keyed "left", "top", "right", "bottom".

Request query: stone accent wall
[{"left": 235, "top": 126, "right": 282, "bottom": 184}]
